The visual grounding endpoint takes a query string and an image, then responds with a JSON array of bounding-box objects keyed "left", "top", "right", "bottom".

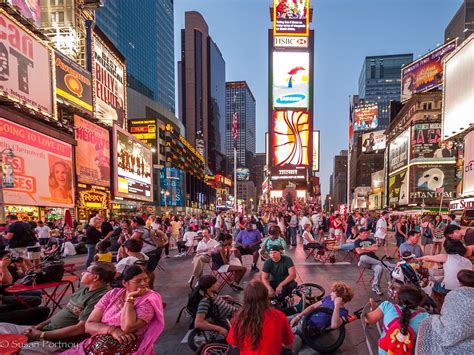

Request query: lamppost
[
  {"left": 161, "top": 189, "right": 170, "bottom": 213},
  {"left": 0, "top": 148, "right": 15, "bottom": 223}
]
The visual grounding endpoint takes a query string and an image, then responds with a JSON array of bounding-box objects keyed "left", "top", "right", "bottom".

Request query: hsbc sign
[{"left": 274, "top": 36, "right": 308, "bottom": 48}]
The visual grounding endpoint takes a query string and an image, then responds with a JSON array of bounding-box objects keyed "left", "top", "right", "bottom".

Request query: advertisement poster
[
  {"left": 389, "top": 129, "right": 410, "bottom": 172},
  {"left": 353, "top": 104, "right": 378, "bottom": 131},
  {"left": 401, "top": 40, "right": 457, "bottom": 102},
  {"left": 74, "top": 115, "right": 110, "bottom": 187},
  {"left": 114, "top": 126, "right": 152, "bottom": 201},
  {"left": 160, "top": 168, "right": 184, "bottom": 207},
  {"left": 313, "top": 130, "right": 320, "bottom": 172},
  {"left": 274, "top": 0, "right": 309, "bottom": 36},
  {"left": 9, "top": 0, "right": 40, "bottom": 27},
  {"left": 236, "top": 168, "right": 250, "bottom": 181},
  {"left": 0, "top": 10, "right": 53, "bottom": 116},
  {"left": 273, "top": 52, "right": 309, "bottom": 109},
  {"left": 128, "top": 119, "right": 157, "bottom": 150},
  {"left": 55, "top": 50, "right": 93, "bottom": 112},
  {"left": 362, "top": 130, "right": 386, "bottom": 153},
  {"left": 92, "top": 30, "right": 126, "bottom": 127},
  {"left": 409, "top": 164, "right": 456, "bottom": 204},
  {"left": 0, "top": 117, "right": 74, "bottom": 207},
  {"left": 388, "top": 169, "right": 408, "bottom": 206},
  {"left": 411, "top": 123, "right": 456, "bottom": 160},
  {"left": 273, "top": 110, "right": 310, "bottom": 167},
  {"left": 463, "top": 131, "right": 474, "bottom": 196}
]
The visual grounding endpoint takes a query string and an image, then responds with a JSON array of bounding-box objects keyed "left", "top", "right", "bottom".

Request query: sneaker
[
  {"left": 372, "top": 285, "right": 383, "bottom": 296},
  {"left": 251, "top": 265, "right": 259, "bottom": 272}
]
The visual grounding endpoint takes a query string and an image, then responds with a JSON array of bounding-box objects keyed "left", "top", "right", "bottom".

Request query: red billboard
[{"left": 353, "top": 104, "right": 378, "bottom": 131}]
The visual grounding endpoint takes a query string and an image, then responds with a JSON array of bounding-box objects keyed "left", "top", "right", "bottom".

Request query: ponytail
[
  {"left": 399, "top": 305, "right": 412, "bottom": 336},
  {"left": 397, "top": 285, "right": 424, "bottom": 336}
]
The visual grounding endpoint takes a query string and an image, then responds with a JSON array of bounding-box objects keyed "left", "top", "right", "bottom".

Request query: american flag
[
  {"left": 232, "top": 111, "right": 238, "bottom": 148},
  {"left": 435, "top": 187, "right": 444, "bottom": 193}
]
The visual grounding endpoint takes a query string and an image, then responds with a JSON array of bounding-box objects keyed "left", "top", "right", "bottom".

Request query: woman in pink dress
[{"left": 62, "top": 265, "right": 164, "bottom": 355}]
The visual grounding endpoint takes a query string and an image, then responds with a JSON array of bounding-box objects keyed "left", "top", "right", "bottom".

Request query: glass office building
[
  {"left": 358, "top": 54, "right": 413, "bottom": 128},
  {"left": 95, "top": 0, "right": 175, "bottom": 113}
]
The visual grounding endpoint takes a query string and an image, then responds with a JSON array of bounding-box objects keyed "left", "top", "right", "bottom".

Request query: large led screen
[
  {"left": 409, "top": 164, "right": 456, "bottom": 204},
  {"left": 113, "top": 126, "right": 152, "bottom": 201},
  {"left": 160, "top": 168, "right": 184, "bottom": 207},
  {"left": 273, "top": 110, "right": 310, "bottom": 167},
  {"left": 361, "top": 130, "right": 386, "bottom": 154},
  {"left": 443, "top": 37, "right": 474, "bottom": 140},
  {"left": 388, "top": 169, "right": 408, "bottom": 206},
  {"left": 273, "top": 52, "right": 309, "bottom": 109},
  {"left": 353, "top": 104, "right": 378, "bottom": 131},
  {"left": 0, "top": 117, "right": 74, "bottom": 207},
  {"left": 273, "top": 0, "right": 309, "bottom": 36},
  {"left": 389, "top": 129, "right": 410, "bottom": 172},
  {"left": 401, "top": 40, "right": 457, "bottom": 102},
  {"left": 313, "top": 130, "right": 320, "bottom": 172}
]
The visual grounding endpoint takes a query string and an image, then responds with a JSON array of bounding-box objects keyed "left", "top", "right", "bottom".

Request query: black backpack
[
  {"left": 186, "top": 287, "right": 205, "bottom": 317},
  {"left": 422, "top": 224, "right": 432, "bottom": 239}
]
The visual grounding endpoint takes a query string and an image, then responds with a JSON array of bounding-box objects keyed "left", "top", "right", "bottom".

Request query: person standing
[
  {"left": 288, "top": 212, "right": 298, "bottom": 247},
  {"left": 432, "top": 215, "right": 446, "bottom": 255},
  {"left": 85, "top": 217, "right": 102, "bottom": 267},
  {"left": 395, "top": 216, "right": 409, "bottom": 248},
  {"left": 374, "top": 211, "right": 390, "bottom": 259},
  {"left": 420, "top": 216, "right": 434, "bottom": 255},
  {"left": 35, "top": 221, "right": 51, "bottom": 247}
]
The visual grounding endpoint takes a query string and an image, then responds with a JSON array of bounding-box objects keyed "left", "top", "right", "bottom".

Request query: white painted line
[
  {"left": 294, "top": 262, "right": 351, "bottom": 266},
  {"left": 181, "top": 329, "right": 192, "bottom": 343}
]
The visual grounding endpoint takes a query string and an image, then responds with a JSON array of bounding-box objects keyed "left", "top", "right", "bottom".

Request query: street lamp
[
  {"left": 0, "top": 148, "right": 16, "bottom": 222},
  {"left": 161, "top": 190, "right": 170, "bottom": 213}
]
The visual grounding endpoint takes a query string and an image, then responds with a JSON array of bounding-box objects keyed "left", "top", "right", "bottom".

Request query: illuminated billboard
[
  {"left": 9, "top": 1, "right": 40, "bottom": 27},
  {"left": 128, "top": 119, "right": 157, "bottom": 151},
  {"left": 463, "top": 131, "right": 474, "bottom": 197},
  {"left": 401, "top": 40, "right": 457, "bottom": 102},
  {"left": 0, "top": 10, "right": 53, "bottom": 117},
  {"left": 409, "top": 164, "right": 456, "bottom": 204},
  {"left": 274, "top": 0, "right": 309, "bottom": 36},
  {"left": 236, "top": 168, "right": 250, "bottom": 181},
  {"left": 362, "top": 130, "right": 386, "bottom": 154},
  {"left": 273, "top": 110, "right": 310, "bottom": 167},
  {"left": 353, "top": 104, "right": 378, "bottom": 131},
  {"left": 389, "top": 169, "right": 408, "bottom": 206},
  {"left": 113, "top": 125, "right": 153, "bottom": 201},
  {"left": 273, "top": 52, "right": 309, "bottom": 109},
  {"left": 312, "top": 130, "right": 320, "bottom": 172},
  {"left": 443, "top": 36, "right": 474, "bottom": 140},
  {"left": 160, "top": 168, "right": 184, "bottom": 207},
  {"left": 411, "top": 122, "right": 455, "bottom": 161},
  {"left": 389, "top": 129, "right": 410, "bottom": 172}
]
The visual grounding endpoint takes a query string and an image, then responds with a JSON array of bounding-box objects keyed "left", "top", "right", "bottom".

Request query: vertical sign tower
[{"left": 269, "top": 0, "right": 314, "bottom": 200}]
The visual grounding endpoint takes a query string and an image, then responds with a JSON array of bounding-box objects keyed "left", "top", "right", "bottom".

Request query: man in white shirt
[
  {"left": 35, "top": 221, "right": 51, "bottom": 246},
  {"left": 374, "top": 211, "right": 390, "bottom": 258},
  {"left": 214, "top": 211, "right": 223, "bottom": 237},
  {"left": 189, "top": 227, "right": 219, "bottom": 285}
]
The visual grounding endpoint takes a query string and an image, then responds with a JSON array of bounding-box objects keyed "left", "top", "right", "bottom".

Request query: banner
[
  {"left": 389, "top": 129, "right": 410, "bottom": 172},
  {"left": 362, "top": 130, "right": 386, "bottom": 153},
  {"left": 411, "top": 122, "right": 456, "bottom": 160},
  {"left": 0, "top": 10, "right": 53, "bottom": 116},
  {"left": 91, "top": 30, "right": 126, "bottom": 127},
  {"left": 74, "top": 115, "right": 110, "bottom": 187},
  {"left": 160, "top": 168, "right": 184, "bottom": 207},
  {"left": 401, "top": 40, "right": 457, "bottom": 102},
  {"left": 409, "top": 164, "right": 456, "bottom": 204},
  {"left": 273, "top": 0, "right": 309, "bottom": 36},
  {"left": 9, "top": 0, "right": 40, "bottom": 27},
  {"left": 55, "top": 50, "right": 93, "bottom": 112},
  {"left": 353, "top": 104, "right": 378, "bottom": 131},
  {"left": 388, "top": 169, "right": 408, "bottom": 206},
  {"left": 273, "top": 51, "right": 309, "bottom": 109},
  {"left": 113, "top": 125, "right": 152, "bottom": 201},
  {"left": 0, "top": 117, "right": 74, "bottom": 207},
  {"left": 463, "top": 131, "right": 474, "bottom": 196}
]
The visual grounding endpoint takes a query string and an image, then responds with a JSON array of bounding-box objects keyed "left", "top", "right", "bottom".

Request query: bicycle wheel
[
  {"left": 198, "top": 343, "right": 231, "bottom": 355},
  {"left": 301, "top": 307, "right": 346, "bottom": 354},
  {"left": 295, "top": 283, "right": 325, "bottom": 303},
  {"left": 188, "top": 329, "right": 227, "bottom": 352}
]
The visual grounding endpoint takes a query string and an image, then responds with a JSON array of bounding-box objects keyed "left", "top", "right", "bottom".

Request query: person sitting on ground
[
  {"left": 260, "top": 225, "right": 287, "bottom": 261},
  {"left": 399, "top": 230, "right": 423, "bottom": 259},
  {"left": 415, "top": 270, "right": 474, "bottom": 354},
  {"left": 290, "top": 281, "right": 354, "bottom": 333},
  {"left": 227, "top": 280, "right": 294, "bottom": 354},
  {"left": 354, "top": 227, "right": 384, "bottom": 296},
  {"left": 194, "top": 275, "right": 240, "bottom": 337},
  {"left": 115, "top": 239, "right": 149, "bottom": 278},
  {"left": 62, "top": 265, "right": 164, "bottom": 355},
  {"left": 365, "top": 285, "right": 429, "bottom": 355},
  {"left": 234, "top": 222, "right": 262, "bottom": 272},
  {"left": 94, "top": 240, "right": 113, "bottom": 263},
  {"left": 0, "top": 262, "right": 116, "bottom": 352},
  {"left": 211, "top": 233, "right": 247, "bottom": 292},
  {"left": 261, "top": 245, "right": 297, "bottom": 302},
  {"left": 189, "top": 227, "right": 219, "bottom": 286}
]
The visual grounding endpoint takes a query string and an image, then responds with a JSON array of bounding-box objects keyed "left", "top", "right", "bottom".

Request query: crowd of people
[{"left": 0, "top": 200, "right": 472, "bottom": 354}]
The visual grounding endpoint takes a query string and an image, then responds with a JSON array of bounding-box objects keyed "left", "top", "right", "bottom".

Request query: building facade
[
  {"left": 95, "top": 0, "right": 175, "bottom": 113},
  {"left": 445, "top": 0, "right": 474, "bottom": 44},
  {"left": 332, "top": 150, "right": 348, "bottom": 208},
  {"left": 225, "top": 81, "right": 256, "bottom": 173}
]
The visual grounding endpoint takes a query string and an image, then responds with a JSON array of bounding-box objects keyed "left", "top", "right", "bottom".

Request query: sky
[{"left": 173, "top": 0, "right": 463, "bottom": 198}]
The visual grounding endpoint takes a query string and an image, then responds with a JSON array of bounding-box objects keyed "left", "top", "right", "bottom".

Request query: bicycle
[{"left": 272, "top": 282, "right": 326, "bottom": 315}]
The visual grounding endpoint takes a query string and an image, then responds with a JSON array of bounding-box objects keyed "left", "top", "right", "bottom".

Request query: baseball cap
[{"left": 269, "top": 245, "right": 282, "bottom": 252}]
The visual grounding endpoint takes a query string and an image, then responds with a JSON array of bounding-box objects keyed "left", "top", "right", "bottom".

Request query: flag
[
  {"left": 232, "top": 111, "right": 238, "bottom": 149},
  {"left": 435, "top": 187, "right": 444, "bottom": 193}
]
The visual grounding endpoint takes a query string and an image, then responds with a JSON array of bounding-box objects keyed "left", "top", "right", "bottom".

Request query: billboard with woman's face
[{"left": 0, "top": 117, "right": 74, "bottom": 207}]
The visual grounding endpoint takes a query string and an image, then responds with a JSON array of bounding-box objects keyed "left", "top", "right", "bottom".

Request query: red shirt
[{"left": 227, "top": 308, "right": 294, "bottom": 355}]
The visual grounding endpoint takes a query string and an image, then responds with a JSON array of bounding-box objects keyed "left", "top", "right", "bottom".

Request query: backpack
[
  {"left": 379, "top": 305, "right": 417, "bottom": 355},
  {"left": 422, "top": 224, "right": 432, "bottom": 239},
  {"left": 186, "top": 287, "right": 205, "bottom": 317}
]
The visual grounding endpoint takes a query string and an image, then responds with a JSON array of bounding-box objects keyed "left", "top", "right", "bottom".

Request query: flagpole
[{"left": 234, "top": 147, "right": 237, "bottom": 212}]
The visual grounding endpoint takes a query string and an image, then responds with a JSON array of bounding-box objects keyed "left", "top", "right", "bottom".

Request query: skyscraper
[
  {"left": 95, "top": 0, "right": 175, "bottom": 113},
  {"left": 445, "top": 0, "right": 474, "bottom": 44},
  {"left": 358, "top": 54, "right": 413, "bottom": 128},
  {"left": 225, "top": 81, "right": 256, "bottom": 173}
]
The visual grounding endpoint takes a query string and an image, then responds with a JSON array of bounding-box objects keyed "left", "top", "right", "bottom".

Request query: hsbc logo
[{"left": 274, "top": 36, "right": 308, "bottom": 48}]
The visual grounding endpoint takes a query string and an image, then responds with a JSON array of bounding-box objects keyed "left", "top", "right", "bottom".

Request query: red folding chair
[{"left": 210, "top": 261, "right": 235, "bottom": 293}]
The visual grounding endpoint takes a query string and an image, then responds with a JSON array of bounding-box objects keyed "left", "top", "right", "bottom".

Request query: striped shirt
[{"left": 196, "top": 296, "right": 238, "bottom": 322}]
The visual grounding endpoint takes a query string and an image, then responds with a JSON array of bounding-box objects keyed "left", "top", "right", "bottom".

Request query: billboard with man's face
[
  {"left": 411, "top": 123, "right": 456, "bottom": 160},
  {"left": 362, "top": 130, "right": 386, "bottom": 154}
]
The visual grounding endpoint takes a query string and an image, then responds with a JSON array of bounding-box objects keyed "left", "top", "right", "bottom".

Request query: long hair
[
  {"left": 232, "top": 280, "right": 270, "bottom": 350},
  {"left": 48, "top": 160, "right": 72, "bottom": 190},
  {"left": 397, "top": 285, "right": 424, "bottom": 336}
]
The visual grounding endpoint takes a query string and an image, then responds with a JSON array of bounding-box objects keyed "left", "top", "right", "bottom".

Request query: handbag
[
  {"left": 22, "top": 260, "right": 65, "bottom": 285},
  {"left": 84, "top": 333, "right": 138, "bottom": 355}
]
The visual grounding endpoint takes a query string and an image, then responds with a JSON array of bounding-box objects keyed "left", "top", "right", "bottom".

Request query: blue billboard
[{"left": 160, "top": 168, "right": 184, "bottom": 207}]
